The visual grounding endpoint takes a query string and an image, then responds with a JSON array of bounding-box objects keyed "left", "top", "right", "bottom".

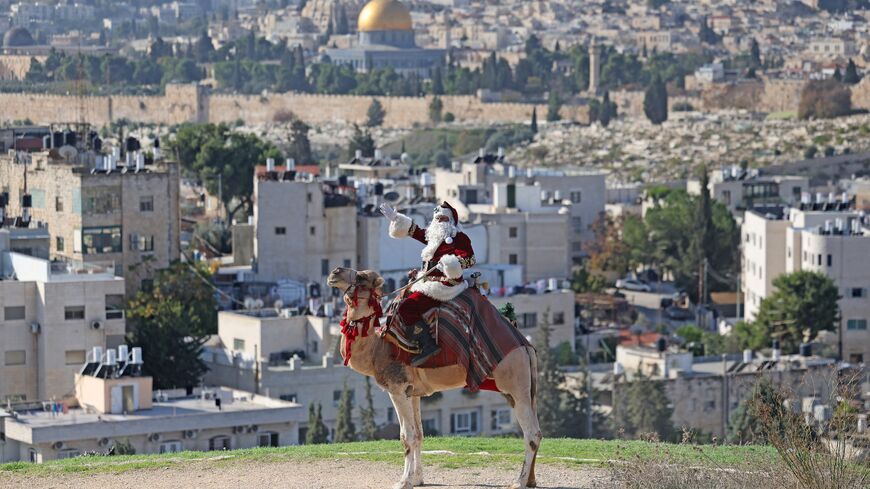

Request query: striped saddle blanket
[{"left": 380, "top": 288, "right": 532, "bottom": 392}]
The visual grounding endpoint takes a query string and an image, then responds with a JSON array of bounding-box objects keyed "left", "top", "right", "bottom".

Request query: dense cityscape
[{"left": 1, "top": 0, "right": 870, "bottom": 487}]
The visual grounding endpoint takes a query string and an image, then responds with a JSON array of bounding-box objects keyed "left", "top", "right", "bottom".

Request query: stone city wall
[{"left": 0, "top": 83, "right": 587, "bottom": 127}]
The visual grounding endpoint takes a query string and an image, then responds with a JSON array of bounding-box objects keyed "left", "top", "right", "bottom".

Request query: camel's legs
[
  {"left": 494, "top": 347, "right": 542, "bottom": 489},
  {"left": 411, "top": 396, "right": 424, "bottom": 486},
  {"left": 389, "top": 391, "right": 421, "bottom": 489}
]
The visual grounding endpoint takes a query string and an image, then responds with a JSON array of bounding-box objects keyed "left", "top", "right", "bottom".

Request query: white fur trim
[
  {"left": 389, "top": 213, "right": 413, "bottom": 239},
  {"left": 440, "top": 254, "right": 462, "bottom": 280},
  {"left": 410, "top": 279, "right": 468, "bottom": 302}
]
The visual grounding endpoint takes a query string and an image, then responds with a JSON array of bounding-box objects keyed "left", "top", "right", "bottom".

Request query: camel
[{"left": 327, "top": 267, "right": 542, "bottom": 489}]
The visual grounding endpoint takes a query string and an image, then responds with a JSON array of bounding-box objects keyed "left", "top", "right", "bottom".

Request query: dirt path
[{"left": 0, "top": 458, "right": 610, "bottom": 489}]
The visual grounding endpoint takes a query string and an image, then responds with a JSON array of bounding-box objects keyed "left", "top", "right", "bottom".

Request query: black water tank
[
  {"left": 52, "top": 131, "right": 63, "bottom": 148},
  {"left": 153, "top": 136, "right": 160, "bottom": 149},
  {"left": 338, "top": 175, "right": 348, "bottom": 186},
  {"left": 374, "top": 183, "right": 384, "bottom": 196},
  {"left": 772, "top": 339, "right": 780, "bottom": 350},
  {"left": 22, "top": 194, "right": 32, "bottom": 208},
  {"left": 0, "top": 192, "right": 8, "bottom": 207},
  {"left": 125, "top": 137, "right": 140, "bottom": 152},
  {"left": 799, "top": 343, "right": 812, "bottom": 357},
  {"left": 64, "top": 131, "right": 77, "bottom": 147},
  {"left": 93, "top": 137, "right": 102, "bottom": 152},
  {"left": 656, "top": 337, "right": 667, "bottom": 352}
]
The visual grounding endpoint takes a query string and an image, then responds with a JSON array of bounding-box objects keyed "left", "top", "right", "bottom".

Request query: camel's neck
[{"left": 344, "top": 330, "right": 380, "bottom": 376}]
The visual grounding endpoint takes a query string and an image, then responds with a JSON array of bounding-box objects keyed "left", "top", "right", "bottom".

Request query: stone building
[
  {"left": 0, "top": 146, "right": 181, "bottom": 296},
  {"left": 251, "top": 162, "right": 356, "bottom": 284},
  {"left": 741, "top": 198, "right": 870, "bottom": 362},
  {"left": 326, "top": 0, "right": 445, "bottom": 76},
  {"left": 687, "top": 166, "right": 808, "bottom": 214},
  {"left": 0, "top": 229, "right": 126, "bottom": 403}
]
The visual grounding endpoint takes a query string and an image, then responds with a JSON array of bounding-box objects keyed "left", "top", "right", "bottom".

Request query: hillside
[{"left": 0, "top": 438, "right": 777, "bottom": 489}]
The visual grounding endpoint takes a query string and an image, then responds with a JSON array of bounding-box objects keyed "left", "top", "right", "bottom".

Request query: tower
[{"left": 589, "top": 43, "right": 601, "bottom": 95}]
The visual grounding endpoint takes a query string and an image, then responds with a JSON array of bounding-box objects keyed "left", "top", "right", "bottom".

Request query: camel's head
[{"left": 327, "top": 267, "right": 384, "bottom": 321}]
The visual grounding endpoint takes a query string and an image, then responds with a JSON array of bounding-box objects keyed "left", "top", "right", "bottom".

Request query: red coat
[{"left": 409, "top": 224, "right": 475, "bottom": 279}]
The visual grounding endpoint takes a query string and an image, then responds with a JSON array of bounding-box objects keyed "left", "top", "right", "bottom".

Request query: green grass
[{"left": 0, "top": 438, "right": 778, "bottom": 476}]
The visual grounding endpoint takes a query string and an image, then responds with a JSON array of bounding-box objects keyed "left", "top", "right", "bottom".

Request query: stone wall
[
  {"left": 0, "top": 54, "right": 44, "bottom": 81},
  {"left": 0, "top": 84, "right": 585, "bottom": 127}
]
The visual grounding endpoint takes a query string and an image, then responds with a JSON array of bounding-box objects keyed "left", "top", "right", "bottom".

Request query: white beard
[{"left": 421, "top": 218, "right": 455, "bottom": 262}]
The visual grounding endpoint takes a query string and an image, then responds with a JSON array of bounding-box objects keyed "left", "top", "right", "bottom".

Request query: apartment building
[
  {"left": 687, "top": 166, "right": 808, "bottom": 214},
  {"left": 252, "top": 162, "right": 356, "bottom": 284},
  {"left": 0, "top": 145, "right": 181, "bottom": 296},
  {"left": 741, "top": 197, "right": 870, "bottom": 362},
  {"left": 434, "top": 153, "right": 605, "bottom": 269},
  {"left": 0, "top": 229, "right": 126, "bottom": 403},
  {"left": 0, "top": 351, "right": 304, "bottom": 463}
]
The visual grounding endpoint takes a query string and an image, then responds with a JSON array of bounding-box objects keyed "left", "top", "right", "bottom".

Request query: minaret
[{"left": 589, "top": 43, "right": 600, "bottom": 95}]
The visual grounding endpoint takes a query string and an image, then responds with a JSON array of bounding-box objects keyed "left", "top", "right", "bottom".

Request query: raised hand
[{"left": 379, "top": 202, "right": 398, "bottom": 221}]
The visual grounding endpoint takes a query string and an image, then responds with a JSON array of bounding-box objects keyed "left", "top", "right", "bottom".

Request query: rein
[{"left": 339, "top": 286, "right": 383, "bottom": 366}]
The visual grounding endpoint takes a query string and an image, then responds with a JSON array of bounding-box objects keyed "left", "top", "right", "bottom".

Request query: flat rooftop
[{"left": 7, "top": 395, "right": 299, "bottom": 429}]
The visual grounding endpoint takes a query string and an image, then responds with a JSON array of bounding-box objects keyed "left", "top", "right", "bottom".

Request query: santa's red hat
[{"left": 438, "top": 201, "right": 458, "bottom": 224}]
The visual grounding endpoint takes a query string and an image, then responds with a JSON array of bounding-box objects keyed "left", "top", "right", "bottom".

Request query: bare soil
[{"left": 0, "top": 458, "right": 609, "bottom": 489}]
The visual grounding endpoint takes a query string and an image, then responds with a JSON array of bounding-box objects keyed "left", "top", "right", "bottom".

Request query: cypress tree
[
  {"left": 306, "top": 403, "right": 329, "bottom": 444},
  {"left": 844, "top": 59, "right": 861, "bottom": 84},
  {"left": 530, "top": 107, "right": 538, "bottom": 134},
  {"left": 535, "top": 312, "right": 587, "bottom": 437},
  {"left": 334, "top": 382, "right": 357, "bottom": 442},
  {"left": 546, "top": 91, "right": 561, "bottom": 122},
  {"left": 643, "top": 75, "right": 668, "bottom": 124},
  {"left": 750, "top": 39, "right": 761, "bottom": 68},
  {"left": 430, "top": 66, "right": 444, "bottom": 95},
  {"left": 833, "top": 66, "right": 843, "bottom": 82}
]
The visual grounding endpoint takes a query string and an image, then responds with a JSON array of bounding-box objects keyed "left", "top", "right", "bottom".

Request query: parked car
[
  {"left": 664, "top": 306, "right": 694, "bottom": 321},
  {"left": 615, "top": 278, "right": 652, "bottom": 292}
]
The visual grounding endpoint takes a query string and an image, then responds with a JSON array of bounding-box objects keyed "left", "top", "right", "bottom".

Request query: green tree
[
  {"left": 535, "top": 313, "right": 588, "bottom": 438},
  {"left": 754, "top": 271, "right": 840, "bottom": 353},
  {"left": 612, "top": 372, "right": 674, "bottom": 441},
  {"left": 530, "top": 106, "right": 538, "bottom": 134},
  {"left": 358, "top": 377, "right": 378, "bottom": 441},
  {"left": 366, "top": 98, "right": 386, "bottom": 127},
  {"left": 126, "top": 262, "right": 216, "bottom": 390},
  {"left": 691, "top": 164, "right": 715, "bottom": 304},
  {"left": 306, "top": 403, "right": 329, "bottom": 444},
  {"left": 728, "top": 380, "right": 783, "bottom": 444},
  {"left": 428, "top": 95, "right": 444, "bottom": 123},
  {"left": 347, "top": 124, "right": 376, "bottom": 158},
  {"left": 430, "top": 66, "right": 444, "bottom": 95},
  {"left": 288, "top": 119, "right": 313, "bottom": 163},
  {"left": 546, "top": 91, "right": 562, "bottom": 122},
  {"left": 334, "top": 382, "right": 357, "bottom": 442},
  {"left": 750, "top": 39, "right": 761, "bottom": 68},
  {"left": 844, "top": 58, "right": 861, "bottom": 84},
  {"left": 643, "top": 75, "right": 668, "bottom": 124},
  {"left": 194, "top": 31, "right": 215, "bottom": 62},
  {"left": 699, "top": 16, "right": 720, "bottom": 45},
  {"left": 833, "top": 67, "right": 843, "bottom": 82}
]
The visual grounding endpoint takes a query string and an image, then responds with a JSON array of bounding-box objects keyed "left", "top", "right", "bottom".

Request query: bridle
[{"left": 339, "top": 271, "right": 383, "bottom": 366}]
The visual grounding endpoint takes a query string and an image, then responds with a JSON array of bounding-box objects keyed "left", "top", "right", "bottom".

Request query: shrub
[{"left": 798, "top": 79, "right": 852, "bottom": 120}]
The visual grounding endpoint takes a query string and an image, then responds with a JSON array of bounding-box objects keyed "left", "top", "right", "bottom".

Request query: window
[
  {"left": 570, "top": 190, "right": 582, "bottom": 203},
  {"left": 275, "top": 227, "right": 286, "bottom": 235},
  {"left": 850, "top": 354, "right": 864, "bottom": 364},
  {"left": 105, "top": 294, "right": 125, "bottom": 320},
  {"left": 82, "top": 188, "right": 121, "bottom": 214},
  {"left": 552, "top": 312, "right": 565, "bottom": 325},
  {"left": 422, "top": 418, "right": 438, "bottom": 435},
  {"left": 130, "top": 234, "right": 154, "bottom": 252},
  {"left": 851, "top": 288, "right": 867, "bottom": 299},
  {"left": 508, "top": 254, "right": 518, "bottom": 265},
  {"left": 208, "top": 436, "right": 231, "bottom": 451},
  {"left": 333, "top": 389, "right": 355, "bottom": 407},
  {"left": 491, "top": 408, "right": 512, "bottom": 431},
  {"left": 139, "top": 196, "right": 154, "bottom": 212},
  {"left": 55, "top": 196, "right": 63, "bottom": 212},
  {"left": 56, "top": 449, "right": 81, "bottom": 460},
  {"left": 233, "top": 338, "right": 245, "bottom": 351},
  {"left": 311, "top": 340, "right": 318, "bottom": 353},
  {"left": 307, "top": 193, "right": 312, "bottom": 203},
  {"left": 520, "top": 313, "right": 537, "bottom": 329},
  {"left": 64, "top": 350, "right": 86, "bottom": 366},
  {"left": 722, "top": 190, "right": 731, "bottom": 206},
  {"left": 82, "top": 226, "right": 122, "bottom": 254},
  {"left": 159, "top": 441, "right": 182, "bottom": 454},
  {"left": 4, "top": 306, "right": 25, "bottom": 321},
  {"left": 451, "top": 410, "right": 478, "bottom": 434},
  {"left": 258, "top": 433, "right": 279, "bottom": 447},
  {"left": 508, "top": 227, "right": 518, "bottom": 238},
  {"left": 827, "top": 254, "right": 832, "bottom": 267},
  {"left": 309, "top": 226, "right": 316, "bottom": 236},
  {"left": 321, "top": 259, "right": 329, "bottom": 276},
  {"left": 847, "top": 319, "right": 868, "bottom": 331},
  {"left": 279, "top": 393, "right": 298, "bottom": 403},
  {"left": 64, "top": 306, "right": 85, "bottom": 321},
  {"left": 5, "top": 350, "right": 25, "bottom": 365},
  {"left": 343, "top": 259, "right": 351, "bottom": 268},
  {"left": 56, "top": 236, "right": 65, "bottom": 252},
  {"left": 571, "top": 217, "right": 583, "bottom": 232}
]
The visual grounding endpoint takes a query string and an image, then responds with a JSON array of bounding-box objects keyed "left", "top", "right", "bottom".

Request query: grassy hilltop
[{"left": 0, "top": 437, "right": 776, "bottom": 476}]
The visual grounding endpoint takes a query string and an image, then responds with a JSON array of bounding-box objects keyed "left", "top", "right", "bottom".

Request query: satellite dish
[
  {"left": 243, "top": 297, "right": 254, "bottom": 309},
  {"left": 58, "top": 145, "right": 78, "bottom": 160},
  {"left": 274, "top": 299, "right": 284, "bottom": 311},
  {"left": 254, "top": 299, "right": 264, "bottom": 309},
  {"left": 383, "top": 191, "right": 400, "bottom": 202}
]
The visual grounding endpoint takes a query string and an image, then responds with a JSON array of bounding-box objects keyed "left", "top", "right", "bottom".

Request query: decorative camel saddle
[{"left": 379, "top": 287, "right": 532, "bottom": 392}]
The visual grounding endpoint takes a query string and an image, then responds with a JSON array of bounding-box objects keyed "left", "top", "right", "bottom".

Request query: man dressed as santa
[{"left": 379, "top": 201, "right": 476, "bottom": 366}]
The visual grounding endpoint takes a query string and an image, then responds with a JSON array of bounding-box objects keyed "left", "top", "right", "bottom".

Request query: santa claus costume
[{"left": 387, "top": 201, "right": 476, "bottom": 366}]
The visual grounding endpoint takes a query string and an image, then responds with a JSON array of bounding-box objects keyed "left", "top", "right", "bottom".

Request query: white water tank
[
  {"left": 92, "top": 346, "right": 103, "bottom": 363},
  {"left": 118, "top": 345, "right": 129, "bottom": 363},
  {"left": 131, "top": 347, "right": 143, "bottom": 365}
]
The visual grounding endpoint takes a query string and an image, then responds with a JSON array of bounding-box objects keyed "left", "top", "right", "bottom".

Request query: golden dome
[{"left": 358, "top": 0, "right": 413, "bottom": 32}]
